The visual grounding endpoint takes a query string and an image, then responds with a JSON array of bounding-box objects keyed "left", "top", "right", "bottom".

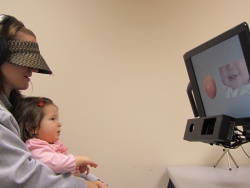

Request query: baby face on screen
[{"left": 219, "top": 59, "right": 250, "bottom": 89}]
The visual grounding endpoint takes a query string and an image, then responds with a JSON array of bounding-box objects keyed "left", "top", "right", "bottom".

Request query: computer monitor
[{"left": 184, "top": 22, "right": 250, "bottom": 121}]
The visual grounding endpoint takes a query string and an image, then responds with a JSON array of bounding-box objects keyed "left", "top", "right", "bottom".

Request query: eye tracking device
[{"left": 184, "top": 22, "right": 250, "bottom": 149}]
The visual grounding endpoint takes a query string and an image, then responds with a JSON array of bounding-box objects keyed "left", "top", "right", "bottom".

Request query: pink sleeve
[{"left": 26, "top": 139, "right": 76, "bottom": 174}]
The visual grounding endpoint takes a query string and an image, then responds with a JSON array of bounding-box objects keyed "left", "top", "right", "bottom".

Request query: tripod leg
[
  {"left": 214, "top": 148, "right": 239, "bottom": 170},
  {"left": 226, "top": 150, "right": 232, "bottom": 170},
  {"left": 228, "top": 151, "right": 239, "bottom": 168},
  {"left": 214, "top": 149, "right": 226, "bottom": 168}
]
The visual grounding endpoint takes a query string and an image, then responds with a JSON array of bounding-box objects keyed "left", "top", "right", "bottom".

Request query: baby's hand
[
  {"left": 78, "top": 165, "right": 89, "bottom": 174},
  {"left": 75, "top": 156, "right": 98, "bottom": 167},
  {"left": 77, "top": 157, "right": 98, "bottom": 174},
  {"left": 82, "top": 157, "right": 98, "bottom": 168}
]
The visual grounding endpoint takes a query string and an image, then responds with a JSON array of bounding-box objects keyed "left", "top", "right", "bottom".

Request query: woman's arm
[{"left": 81, "top": 173, "right": 109, "bottom": 188}]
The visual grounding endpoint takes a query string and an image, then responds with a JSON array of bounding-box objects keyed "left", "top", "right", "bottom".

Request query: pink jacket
[{"left": 26, "top": 138, "right": 76, "bottom": 174}]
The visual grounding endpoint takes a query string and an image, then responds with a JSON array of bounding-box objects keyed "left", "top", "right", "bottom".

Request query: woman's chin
[{"left": 19, "top": 85, "right": 29, "bottom": 91}]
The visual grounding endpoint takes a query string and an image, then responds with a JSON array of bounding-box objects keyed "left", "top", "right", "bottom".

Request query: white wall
[{"left": 2, "top": 1, "right": 250, "bottom": 188}]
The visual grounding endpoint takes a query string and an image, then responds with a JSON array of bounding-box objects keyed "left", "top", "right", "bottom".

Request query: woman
[{"left": 0, "top": 14, "right": 102, "bottom": 188}]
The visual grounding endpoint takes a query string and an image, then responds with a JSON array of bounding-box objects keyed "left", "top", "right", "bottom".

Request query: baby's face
[{"left": 219, "top": 59, "right": 250, "bottom": 89}]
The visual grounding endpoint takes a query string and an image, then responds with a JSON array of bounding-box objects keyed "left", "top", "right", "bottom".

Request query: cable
[{"left": 241, "top": 145, "right": 250, "bottom": 159}]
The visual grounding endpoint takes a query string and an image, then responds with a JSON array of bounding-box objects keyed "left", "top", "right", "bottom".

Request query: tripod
[{"left": 213, "top": 148, "right": 239, "bottom": 170}]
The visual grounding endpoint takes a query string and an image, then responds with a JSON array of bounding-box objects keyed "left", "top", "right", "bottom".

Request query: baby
[
  {"left": 13, "top": 96, "right": 108, "bottom": 188},
  {"left": 219, "top": 58, "right": 250, "bottom": 98}
]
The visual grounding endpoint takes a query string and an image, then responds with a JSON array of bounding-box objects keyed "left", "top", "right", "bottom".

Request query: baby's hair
[{"left": 12, "top": 97, "right": 54, "bottom": 142}]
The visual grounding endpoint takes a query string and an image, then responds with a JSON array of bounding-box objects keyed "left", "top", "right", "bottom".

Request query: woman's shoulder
[
  {"left": 0, "top": 104, "right": 20, "bottom": 136},
  {"left": 0, "top": 104, "right": 12, "bottom": 121}
]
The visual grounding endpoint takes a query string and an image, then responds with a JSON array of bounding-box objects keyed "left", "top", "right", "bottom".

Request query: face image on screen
[{"left": 191, "top": 35, "right": 250, "bottom": 118}]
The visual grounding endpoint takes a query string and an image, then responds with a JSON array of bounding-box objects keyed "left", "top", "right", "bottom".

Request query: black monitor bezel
[{"left": 184, "top": 22, "right": 250, "bottom": 118}]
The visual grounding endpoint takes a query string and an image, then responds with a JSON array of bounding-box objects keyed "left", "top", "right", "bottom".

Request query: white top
[
  {"left": 166, "top": 166, "right": 250, "bottom": 188},
  {"left": 224, "top": 84, "right": 250, "bottom": 98}
]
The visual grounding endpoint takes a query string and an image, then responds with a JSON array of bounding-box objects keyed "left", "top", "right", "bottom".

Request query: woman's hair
[
  {"left": 0, "top": 15, "right": 36, "bottom": 105},
  {"left": 12, "top": 96, "right": 54, "bottom": 142},
  {"left": 0, "top": 16, "right": 35, "bottom": 40}
]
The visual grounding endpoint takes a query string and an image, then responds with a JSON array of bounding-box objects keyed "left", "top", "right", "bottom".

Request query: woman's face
[{"left": 0, "top": 31, "right": 37, "bottom": 96}]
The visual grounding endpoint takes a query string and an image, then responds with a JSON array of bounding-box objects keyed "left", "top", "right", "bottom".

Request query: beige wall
[{"left": 2, "top": 0, "right": 250, "bottom": 187}]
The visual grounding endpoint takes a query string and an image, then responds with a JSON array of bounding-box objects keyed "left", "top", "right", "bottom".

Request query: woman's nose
[{"left": 28, "top": 67, "right": 38, "bottom": 72}]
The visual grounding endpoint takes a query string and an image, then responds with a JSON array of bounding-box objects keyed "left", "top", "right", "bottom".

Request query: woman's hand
[{"left": 94, "top": 180, "right": 109, "bottom": 188}]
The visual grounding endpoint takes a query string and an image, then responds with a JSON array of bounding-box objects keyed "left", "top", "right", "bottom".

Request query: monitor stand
[{"left": 213, "top": 148, "right": 239, "bottom": 170}]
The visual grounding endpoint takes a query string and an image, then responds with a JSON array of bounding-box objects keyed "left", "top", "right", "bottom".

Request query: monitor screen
[{"left": 184, "top": 22, "right": 250, "bottom": 120}]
